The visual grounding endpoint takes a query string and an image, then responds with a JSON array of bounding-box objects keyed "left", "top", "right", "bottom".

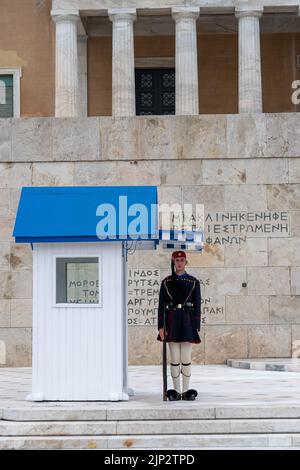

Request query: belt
[{"left": 168, "top": 302, "right": 194, "bottom": 309}]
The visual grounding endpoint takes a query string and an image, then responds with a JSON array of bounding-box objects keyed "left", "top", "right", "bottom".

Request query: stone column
[
  {"left": 51, "top": 10, "right": 80, "bottom": 117},
  {"left": 235, "top": 5, "right": 263, "bottom": 113},
  {"left": 172, "top": 7, "right": 200, "bottom": 115},
  {"left": 78, "top": 34, "right": 88, "bottom": 117},
  {"left": 108, "top": 8, "right": 137, "bottom": 117}
]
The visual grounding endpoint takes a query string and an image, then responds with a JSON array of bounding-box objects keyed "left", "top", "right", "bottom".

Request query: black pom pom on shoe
[
  {"left": 167, "top": 389, "right": 181, "bottom": 401},
  {"left": 181, "top": 389, "right": 198, "bottom": 401}
]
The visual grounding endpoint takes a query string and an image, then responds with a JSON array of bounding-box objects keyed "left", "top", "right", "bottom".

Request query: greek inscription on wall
[
  {"left": 200, "top": 278, "right": 225, "bottom": 325},
  {"left": 205, "top": 211, "right": 289, "bottom": 245},
  {"left": 128, "top": 271, "right": 224, "bottom": 326},
  {"left": 128, "top": 269, "right": 160, "bottom": 326}
]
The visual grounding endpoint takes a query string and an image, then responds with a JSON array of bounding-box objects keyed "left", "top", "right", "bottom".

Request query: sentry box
[{"left": 13, "top": 186, "right": 158, "bottom": 402}]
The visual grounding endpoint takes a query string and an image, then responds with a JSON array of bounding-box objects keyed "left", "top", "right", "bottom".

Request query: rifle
[{"left": 163, "top": 301, "right": 168, "bottom": 401}]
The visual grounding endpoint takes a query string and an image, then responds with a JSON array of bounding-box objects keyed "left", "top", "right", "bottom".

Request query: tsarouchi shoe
[
  {"left": 181, "top": 389, "right": 198, "bottom": 400},
  {"left": 167, "top": 389, "right": 181, "bottom": 401}
]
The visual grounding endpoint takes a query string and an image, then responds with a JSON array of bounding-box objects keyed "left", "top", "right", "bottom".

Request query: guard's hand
[{"left": 159, "top": 328, "right": 167, "bottom": 341}]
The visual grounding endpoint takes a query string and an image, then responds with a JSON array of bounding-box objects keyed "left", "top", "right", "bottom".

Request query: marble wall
[{"left": 0, "top": 113, "right": 300, "bottom": 365}]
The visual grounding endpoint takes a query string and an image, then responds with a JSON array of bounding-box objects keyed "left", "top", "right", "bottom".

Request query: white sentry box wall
[{"left": 29, "top": 241, "right": 129, "bottom": 401}]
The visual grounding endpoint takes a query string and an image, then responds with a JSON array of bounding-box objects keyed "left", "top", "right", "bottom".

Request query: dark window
[
  {"left": 56, "top": 257, "right": 99, "bottom": 304},
  {"left": 0, "top": 74, "right": 13, "bottom": 118},
  {"left": 135, "top": 68, "right": 175, "bottom": 115}
]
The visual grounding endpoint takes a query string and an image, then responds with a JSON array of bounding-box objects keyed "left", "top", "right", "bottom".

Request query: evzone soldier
[{"left": 157, "top": 250, "right": 201, "bottom": 401}]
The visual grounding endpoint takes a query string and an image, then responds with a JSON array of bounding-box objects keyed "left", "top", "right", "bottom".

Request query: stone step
[
  {"left": 3, "top": 404, "right": 300, "bottom": 421},
  {"left": 227, "top": 358, "right": 300, "bottom": 372},
  {"left": 1, "top": 433, "right": 300, "bottom": 450},
  {"left": 2, "top": 418, "right": 300, "bottom": 437}
]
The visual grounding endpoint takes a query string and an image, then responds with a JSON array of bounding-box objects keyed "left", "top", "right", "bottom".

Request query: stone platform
[
  {"left": 227, "top": 358, "right": 300, "bottom": 372},
  {"left": 1, "top": 365, "right": 300, "bottom": 450}
]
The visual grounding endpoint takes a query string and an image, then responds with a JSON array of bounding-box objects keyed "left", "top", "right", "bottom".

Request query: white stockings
[{"left": 168, "top": 342, "right": 192, "bottom": 393}]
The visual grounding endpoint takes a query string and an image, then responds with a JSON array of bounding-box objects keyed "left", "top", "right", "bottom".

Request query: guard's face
[{"left": 173, "top": 256, "right": 187, "bottom": 270}]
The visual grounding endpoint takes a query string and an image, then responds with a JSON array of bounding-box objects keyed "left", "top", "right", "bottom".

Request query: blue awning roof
[{"left": 13, "top": 186, "right": 158, "bottom": 243}]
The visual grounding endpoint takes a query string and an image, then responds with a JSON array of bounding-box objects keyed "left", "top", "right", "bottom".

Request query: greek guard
[{"left": 157, "top": 250, "right": 201, "bottom": 401}]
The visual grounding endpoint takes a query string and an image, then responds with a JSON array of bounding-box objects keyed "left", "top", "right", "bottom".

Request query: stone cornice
[{"left": 52, "top": 0, "right": 300, "bottom": 16}]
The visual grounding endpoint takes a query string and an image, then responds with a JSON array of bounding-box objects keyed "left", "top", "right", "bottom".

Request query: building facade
[{"left": 1, "top": 0, "right": 300, "bottom": 366}]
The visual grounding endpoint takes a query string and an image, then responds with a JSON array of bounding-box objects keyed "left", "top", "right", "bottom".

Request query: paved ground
[
  {"left": 1, "top": 365, "right": 300, "bottom": 449},
  {"left": 1, "top": 364, "right": 300, "bottom": 409}
]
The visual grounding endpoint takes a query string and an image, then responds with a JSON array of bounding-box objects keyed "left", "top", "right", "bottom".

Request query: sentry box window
[{"left": 55, "top": 257, "right": 101, "bottom": 306}]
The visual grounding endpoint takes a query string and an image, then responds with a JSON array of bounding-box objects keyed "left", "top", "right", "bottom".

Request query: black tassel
[
  {"left": 170, "top": 258, "right": 185, "bottom": 303},
  {"left": 171, "top": 259, "right": 176, "bottom": 281}
]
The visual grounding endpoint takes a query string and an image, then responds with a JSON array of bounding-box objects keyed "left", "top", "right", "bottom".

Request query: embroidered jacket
[{"left": 157, "top": 272, "right": 201, "bottom": 331}]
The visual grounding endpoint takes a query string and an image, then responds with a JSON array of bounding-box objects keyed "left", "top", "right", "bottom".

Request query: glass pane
[
  {"left": 56, "top": 257, "right": 99, "bottom": 304},
  {"left": 0, "top": 74, "right": 14, "bottom": 118}
]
